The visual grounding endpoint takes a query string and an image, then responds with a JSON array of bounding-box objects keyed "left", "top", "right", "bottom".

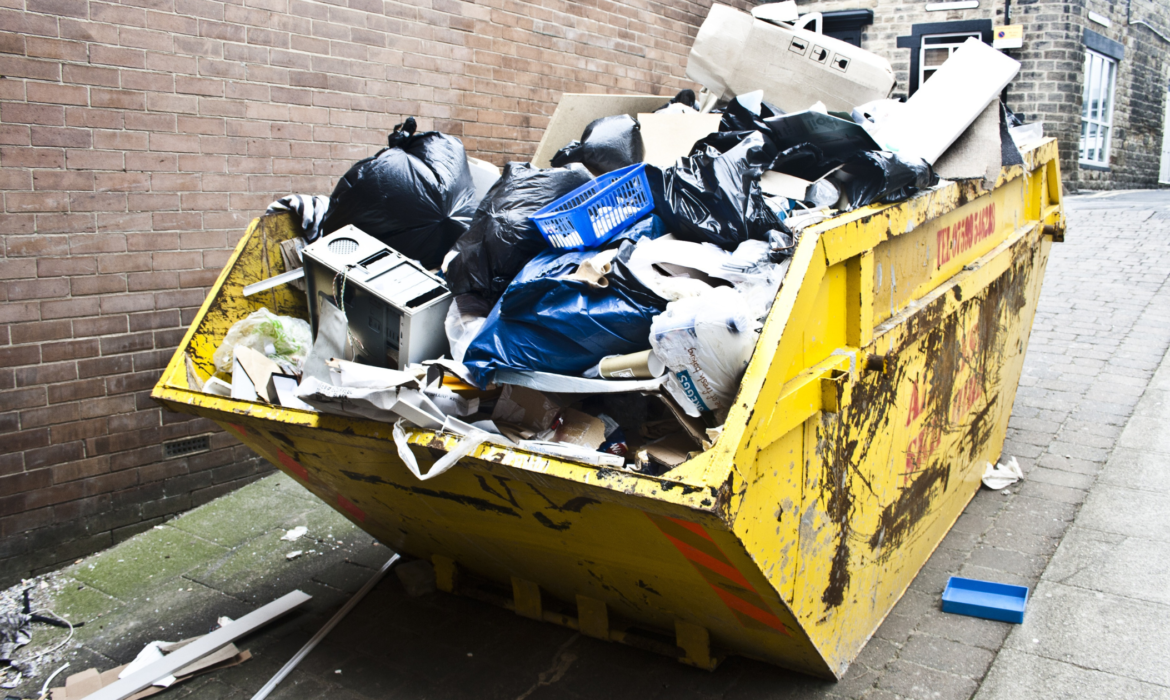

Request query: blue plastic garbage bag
[{"left": 462, "top": 218, "right": 666, "bottom": 387}]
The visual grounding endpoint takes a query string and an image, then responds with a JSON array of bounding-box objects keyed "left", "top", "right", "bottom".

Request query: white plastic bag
[
  {"left": 212, "top": 308, "right": 312, "bottom": 373},
  {"left": 650, "top": 286, "right": 761, "bottom": 416},
  {"left": 444, "top": 294, "right": 491, "bottom": 365}
]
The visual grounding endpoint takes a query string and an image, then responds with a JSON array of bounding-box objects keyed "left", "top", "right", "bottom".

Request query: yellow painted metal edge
[{"left": 816, "top": 139, "right": 1060, "bottom": 266}]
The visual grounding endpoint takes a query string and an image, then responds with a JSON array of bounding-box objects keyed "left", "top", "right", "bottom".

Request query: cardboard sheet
[
  {"left": 934, "top": 100, "right": 1002, "bottom": 183},
  {"left": 492, "top": 385, "right": 561, "bottom": 433},
  {"left": 637, "top": 112, "right": 722, "bottom": 167},
  {"left": 869, "top": 37, "right": 1019, "bottom": 164},
  {"left": 531, "top": 94, "right": 670, "bottom": 168}
]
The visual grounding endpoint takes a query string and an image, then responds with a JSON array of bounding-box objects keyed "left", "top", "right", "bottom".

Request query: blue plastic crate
[
  {"left": 530, "top": 163, "right": 654, "bottom": 250},
  {"left": 941, "top": 576, "right": 1029, "bottom": 624}
]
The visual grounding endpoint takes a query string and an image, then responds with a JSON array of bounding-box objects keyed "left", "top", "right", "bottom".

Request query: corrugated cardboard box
[{"left": 687, "top": 3, "right": 895, "bottom": 113}]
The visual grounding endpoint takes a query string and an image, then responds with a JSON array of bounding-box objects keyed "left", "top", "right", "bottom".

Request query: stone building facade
[
  {"left": 794, "top": 0, "right": 1170, "bottom": 191},
  {"left": 0, "top": 0, "right": 754, "bottom": 586}
]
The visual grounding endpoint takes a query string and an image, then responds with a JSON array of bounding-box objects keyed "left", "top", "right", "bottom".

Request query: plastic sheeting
[
  {"left": 318, "top": 118, "right": 477, "bottom": 269},
  {"left": 461, "top": 239, "right": 667, "bottom": 388}
]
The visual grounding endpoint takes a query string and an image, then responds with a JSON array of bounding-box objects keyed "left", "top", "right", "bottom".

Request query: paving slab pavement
[
  {"left": 3, "top": 191, "right": 1170, "bottom": 699},
  {"left": 973, "top": 352, "right": 1170, "bottom": 699}
]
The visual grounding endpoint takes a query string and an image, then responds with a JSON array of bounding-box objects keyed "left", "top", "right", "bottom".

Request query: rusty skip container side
[{"left": 153, "top": 140, "right": 1065, "bottom": 679}]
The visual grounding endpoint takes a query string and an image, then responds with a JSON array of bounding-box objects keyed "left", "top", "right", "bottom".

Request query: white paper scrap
[{"left": 982, "top": 456, "right": 1023, "bottom": 490}]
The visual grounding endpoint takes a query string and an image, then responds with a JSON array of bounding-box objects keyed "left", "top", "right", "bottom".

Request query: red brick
[
  {"left": 72, "top": 274, "right": 126, "bottom": 296},
  {"left": 41, "top": 297, "right": 101, "bottom": 320},
  {"left": 37, "top": 212, "right": 97, "bottom": 234},
  {"left": 90, "top": 88, "right": 147, "bottom": 111},
  {"left": 78, "top": 354, "right": 132, "bottom": 378},
  {"left": 25, "top": 37, "right": 87, "bottom": 62},
  {"left": 91, "top": 173, "right": 149, "bottom": 194},
  {"left": 72, "top": 315, "right": 126, "bottom": 337},
  {"left": 0, "top": 301, "right": 40, "bottom": 323},
  {"left": 0, "top": 387, "right": 47, "bottom": 411},
  {"left": 46, "top": 378, "right": 105, "bottom": 404},
  {"left": 2, "top": 103, "right": 65, "bottom": 126},
  {"left": 33, "top": 170, "right": 94, "bottom": 191},
  {"left": 66, "top": 149, "right": 125, "bottom": 171},
  {"left": 0, "top": 345, "right": 40, "bottom": 367},
  {"left": 9, "top": 319, "right": 71, "bottom": 344},
  {"left": 41, "top": 339, "right": 99, "bottom": 363},
  {"left": 5, "top": 278, "right": 70, "bottom": 301},
  {"left": 65, "top": 107, "right": 126, "bottom": 129},
  {"left": 26, "top": 82, "right": 89, "bottom": 106},
  {"left": 37, "top": 257, "right": 96, "bottom": 277},
  {"left": 30, "top": 126, "right": 92, "bottom": 148},
  {"left": 6, "top": 191, "right": 68, "bottom": 212},
  {"left": 1, "top": 146, "right": 65, "bottom": 169},
  {"left": 20, "top": 403, "right": 79, "bottom": 430},
  {"left": 90, "top": 44, "right": 146, "bottom": 69}
]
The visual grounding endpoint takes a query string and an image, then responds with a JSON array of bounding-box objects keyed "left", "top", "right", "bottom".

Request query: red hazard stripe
[
  {"left": 711, "top": 586, "right": 790, "bottom": 635},
  {"left": 277, "top": 449, "right": 310, "bottom": 481},
  {"left": 227, "top": 423, "right": 247, "bottom": 438},
  {"left": 667, "top": 516, "right": 714, "bottom": 541},
  {"left": 338, "top": 495, "right": 366, "bottom": 522},
  {"left": 660, "top": 531, "right": 753, "bottom": 589},
  {"left": 648, "top": 513, "right": 789, "bottom": 636}
]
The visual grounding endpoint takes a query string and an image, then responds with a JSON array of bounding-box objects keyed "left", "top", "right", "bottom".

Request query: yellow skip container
[{"left": 153, "top": 139, "right": 1064, "bottom": 679}]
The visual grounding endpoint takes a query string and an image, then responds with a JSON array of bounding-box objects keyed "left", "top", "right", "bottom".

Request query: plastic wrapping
[
  {"left": 461, "top": 240, "right": 668, "bottom": 388},
  {"left": 444, "top": 162, "right": 594, "bottom": 303},
  {"left": 837, "top": 151, "right": 938, "bottom": 211},
  {"left": 650, "top": 286, "right": 761, "bottom": 416},
  {"left": 718, "top": 92, "right": 783, "bottom": 136},
  {"left": 265, "top": 194, "right": 330, "bottom": 241},
  {"left": 212, "top": 308, "right": 312, "bottom": 373},
  {"left": 550, "top": 115, "right": 645, "bottom": 176},
  {"left": 654, "top": 89, "right": 700, "bottom": 113},
  {"left": 444, "top": 293, "right": 493, "bottom": 365},
  {"left": 649, "top": 131, "right": 787, "bottom": 250},
  {"left": 318, "top": 118, "right": 477, "bottom": 269}
]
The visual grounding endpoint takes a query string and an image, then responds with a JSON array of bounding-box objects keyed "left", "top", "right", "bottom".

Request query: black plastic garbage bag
[
  {"left": 836, "top": 152, "right": 938, "bottom": 211},
  {"left": 444, "top": 162, "right": 593, "bottom": 302},
  {"left": 718, "top": 95, "right": 783, "bottom": 135},
  {"left": 551, "top": 115, "right": 644, "bottom": 176},
  {"left": 655, "top": 89, "right": 699, "bottom": 112},
  {"left": 318, "top": 118, "right": 477, "bottom": 269},
  {"left": 462, "top": 240, "right": 667, "bottom": 388},
  {"left": 768, "top": 143, "right": 826, "bottom": 182},
  {"left": 689, "top": 130, "right": 778, "bottom": 161},
  {"left": 649, "top": 131, "right": 787, "bottom": 250}
]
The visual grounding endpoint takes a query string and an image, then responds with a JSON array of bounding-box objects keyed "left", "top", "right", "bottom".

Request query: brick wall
[{"left": 0, "top": 0, "right": 754, "bottom": 586}]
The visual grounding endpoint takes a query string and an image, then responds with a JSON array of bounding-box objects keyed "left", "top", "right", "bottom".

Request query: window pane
[
  {"left": 1091, "top": 55, "right": 1103, "bottom": 121},
  {"left": 1102, "top": 60, "right": 1115, "bottom": 125},
  {"left": 924, "top": 48, "right": 949, "bottom": 67}
]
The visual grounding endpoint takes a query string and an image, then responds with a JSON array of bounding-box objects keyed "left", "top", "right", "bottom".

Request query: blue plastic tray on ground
[{"left": 941, "top": 576, "right": 1029, "bottom": 624}]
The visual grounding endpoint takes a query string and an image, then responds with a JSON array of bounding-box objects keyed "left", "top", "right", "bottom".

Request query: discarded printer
[{"left": 302, "top": 225, "right": 453, "bottom": 370}]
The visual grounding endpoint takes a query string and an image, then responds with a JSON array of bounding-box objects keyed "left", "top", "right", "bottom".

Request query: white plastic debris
[
  {"left": 982, "top": 456, "right": 1023, "bottom": 490},
  {"left": 281, "top": 526, "right": 307, "bottom": 542},
  {"left": 286, "top": 551, "right": 303, "bottom": 561}
]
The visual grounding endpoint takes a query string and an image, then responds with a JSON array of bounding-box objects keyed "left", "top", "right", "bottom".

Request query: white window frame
[
  {"left": 1080, "top": 49, "right": 1117, "bottom": 167},
  {"left": 1159, "top": 83, "right": 1170, "bottom": 184},
  {"left": 919, "top": 32, "right": 981, "bottom": 88}
]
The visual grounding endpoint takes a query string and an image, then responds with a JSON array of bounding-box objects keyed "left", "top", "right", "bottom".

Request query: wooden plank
[{"left": 80, "top": 590, "right": 310, "bottom": 700}]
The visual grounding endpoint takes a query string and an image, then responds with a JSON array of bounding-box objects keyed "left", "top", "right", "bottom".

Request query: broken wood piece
[{"left": 79, "top": 590, "right": 309, "bottom": 700}]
